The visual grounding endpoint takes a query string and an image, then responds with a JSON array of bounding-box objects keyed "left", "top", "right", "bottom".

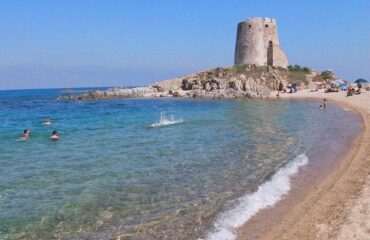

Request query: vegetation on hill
[
  {"left": 287, "top": 65, "right": 311, "bottom": 73},
  {"left": 218, "top": 64, "right": 314, "bottom": 87},
  {"left": 312, "top": 70, "right": 337, "bottom": 84},
  {"left": 181, "top": 64, "right": 337, "bottom": 90}
]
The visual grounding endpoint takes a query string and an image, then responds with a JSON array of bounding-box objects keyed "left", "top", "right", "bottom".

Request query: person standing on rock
[{"left": 277, "top": 82, "right": 284, "bottom": 97}]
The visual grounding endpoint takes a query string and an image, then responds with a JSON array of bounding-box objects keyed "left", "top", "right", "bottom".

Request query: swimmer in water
[
  {"left": 50, "top": 130, "right": 59, "bottom": 140},
  {"left": 319, "top": 105, "right": 324, "bottom": 110},
  {"left": 323, "top": 98, "right": 328, "bottom": 108},
  {"left": 20, "top": 128, "right": 30, "bottom": 140},
  {"left": 43, "top": 119, "right": 52, "bottom": 125}
]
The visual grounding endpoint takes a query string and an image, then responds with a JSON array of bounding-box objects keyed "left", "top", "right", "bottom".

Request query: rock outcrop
[
  {"left": 57, "top": 87, "right": 156, "bottom": 100},
  {"left": 178, "top": 70, "right": 274, "bottom": 99},
  {"left": 58, "top": 65, "right": 319, "bottom": 101}
]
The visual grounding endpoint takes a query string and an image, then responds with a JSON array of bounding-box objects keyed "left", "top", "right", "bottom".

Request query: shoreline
[{"left": 237, "top": 90, "right": 370, "bottom": 240}]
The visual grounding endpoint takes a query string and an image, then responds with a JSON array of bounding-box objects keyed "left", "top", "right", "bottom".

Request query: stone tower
[{"left": 234, "top": 17, "right": 288, "bottom": 68}]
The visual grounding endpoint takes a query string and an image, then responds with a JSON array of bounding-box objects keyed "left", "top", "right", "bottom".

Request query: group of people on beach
[
  {"left": 276, "top": 82, "right": 298, "bottom": 97},
  {"left": 20, "top": 119, "right": 59, "bottom": 141},
  {"left": 347, "top": 82, "right": 364, "bottom": 97}
]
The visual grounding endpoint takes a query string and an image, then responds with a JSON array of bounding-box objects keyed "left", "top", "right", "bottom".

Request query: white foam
[
  {"left": 150, "top": 112, "right": 183, "bottom": 128},
  {"left": 202, "top": 153, "right": 308, "bottom": 240}
]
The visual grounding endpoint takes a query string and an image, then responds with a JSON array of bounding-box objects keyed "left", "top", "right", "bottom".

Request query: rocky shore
[{"left": 58, "top": 65, "right": 329, "bottom": 101}]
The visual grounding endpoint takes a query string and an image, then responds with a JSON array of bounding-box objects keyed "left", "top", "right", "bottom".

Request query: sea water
[{"left": 0, "top": 89, "right": 362, "bottom": 240}]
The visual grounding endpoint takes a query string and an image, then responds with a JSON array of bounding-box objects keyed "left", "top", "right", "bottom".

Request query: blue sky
[{"left": 0, "top": 0, "right": 369, "bottom": 90}]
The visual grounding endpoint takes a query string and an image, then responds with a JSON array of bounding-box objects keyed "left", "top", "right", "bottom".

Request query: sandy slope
[{"left": 238, "top": 89, "right": 370, "bottom": 240}]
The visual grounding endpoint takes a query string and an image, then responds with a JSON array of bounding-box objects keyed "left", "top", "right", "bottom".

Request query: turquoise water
[{"left": 0, "top": 89, "right": 362, "bottom": 240}]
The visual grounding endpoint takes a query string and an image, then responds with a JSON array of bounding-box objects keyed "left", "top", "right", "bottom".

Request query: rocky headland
[{"left": 58, "top": 65, "right": 336, "bottom": 101}]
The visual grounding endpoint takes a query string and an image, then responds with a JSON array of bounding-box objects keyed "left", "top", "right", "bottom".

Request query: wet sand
[{"left": 237, "top": 90, "right": 370, "bottom": 240}]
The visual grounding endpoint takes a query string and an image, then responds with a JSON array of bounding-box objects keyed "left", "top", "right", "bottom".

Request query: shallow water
[{"left": 0, "top": 89, "right": 362, "bottom": 240}]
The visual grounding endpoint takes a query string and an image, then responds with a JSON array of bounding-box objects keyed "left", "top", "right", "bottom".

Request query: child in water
[{"left": 51, "top": 130, "right": 59, "bottom": 140}]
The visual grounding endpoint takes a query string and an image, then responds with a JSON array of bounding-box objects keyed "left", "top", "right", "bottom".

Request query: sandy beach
[{"left": 238, "top": 89, "right": 370, "bottom": 240}]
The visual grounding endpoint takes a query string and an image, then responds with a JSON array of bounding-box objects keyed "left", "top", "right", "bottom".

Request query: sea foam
[
  {"left": 202, "top": 153, "right": 308, "bottom": 240},
  {"left": 150, "top": 112, "right": 183, "bottom": 128}
]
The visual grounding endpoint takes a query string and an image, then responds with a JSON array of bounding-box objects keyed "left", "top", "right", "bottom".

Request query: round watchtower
[{"left": 234, "top": 17, "right": 288, "bottom": 68}]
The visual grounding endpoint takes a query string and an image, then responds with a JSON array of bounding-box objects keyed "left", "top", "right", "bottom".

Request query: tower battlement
[{"left": 234, "top": 17, "right": 288, "bottom": 68}]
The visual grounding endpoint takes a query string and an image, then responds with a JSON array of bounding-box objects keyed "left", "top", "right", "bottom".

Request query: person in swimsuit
[
  {"left": 323, "top": 98, "right": 328, "bottom": 108},
  {"left": 43, "top": 119, "right": 52, "bottom": 125},
  {"left": 50, "top": 130, "right": 59, "bottom": 140},
  {"left": 20, "top": 129, "right": 30, "bottom": 140}
]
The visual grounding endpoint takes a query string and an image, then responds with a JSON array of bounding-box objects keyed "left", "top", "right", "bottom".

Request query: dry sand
[{"left": 237, "top": 89, "right": 370, "bottom": 240}]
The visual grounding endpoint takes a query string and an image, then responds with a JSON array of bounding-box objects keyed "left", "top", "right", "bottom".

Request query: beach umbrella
[
  {"left": 330, "top": 80, "right": 339, "bottom": 87},
  {"left": 339, "top": 83, "right": 347, "bottom": 89},
  {"left": 335, "top": 79, "right": 345, "bottom": 84},
  {"left": 355, "top": 78, "right": 368, "bottom": 84}
]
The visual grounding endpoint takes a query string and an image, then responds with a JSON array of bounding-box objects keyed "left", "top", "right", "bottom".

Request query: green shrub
[
  {"left": 288, "top": 65, "right": 311, "bottom": 73},
  {"left": 320, "top": 71, "right": 335, "bottom": 80},
  {"left": 235, "top": 64, "right": 246, "bottom": 73}
]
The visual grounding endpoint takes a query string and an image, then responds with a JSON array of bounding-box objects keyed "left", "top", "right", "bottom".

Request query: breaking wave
[
  {"left": 150, "top": 112, "right": 183, "bottom": 128},
  {"left": 202, "top": 153, "right": 309, "bottom": 240}
]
